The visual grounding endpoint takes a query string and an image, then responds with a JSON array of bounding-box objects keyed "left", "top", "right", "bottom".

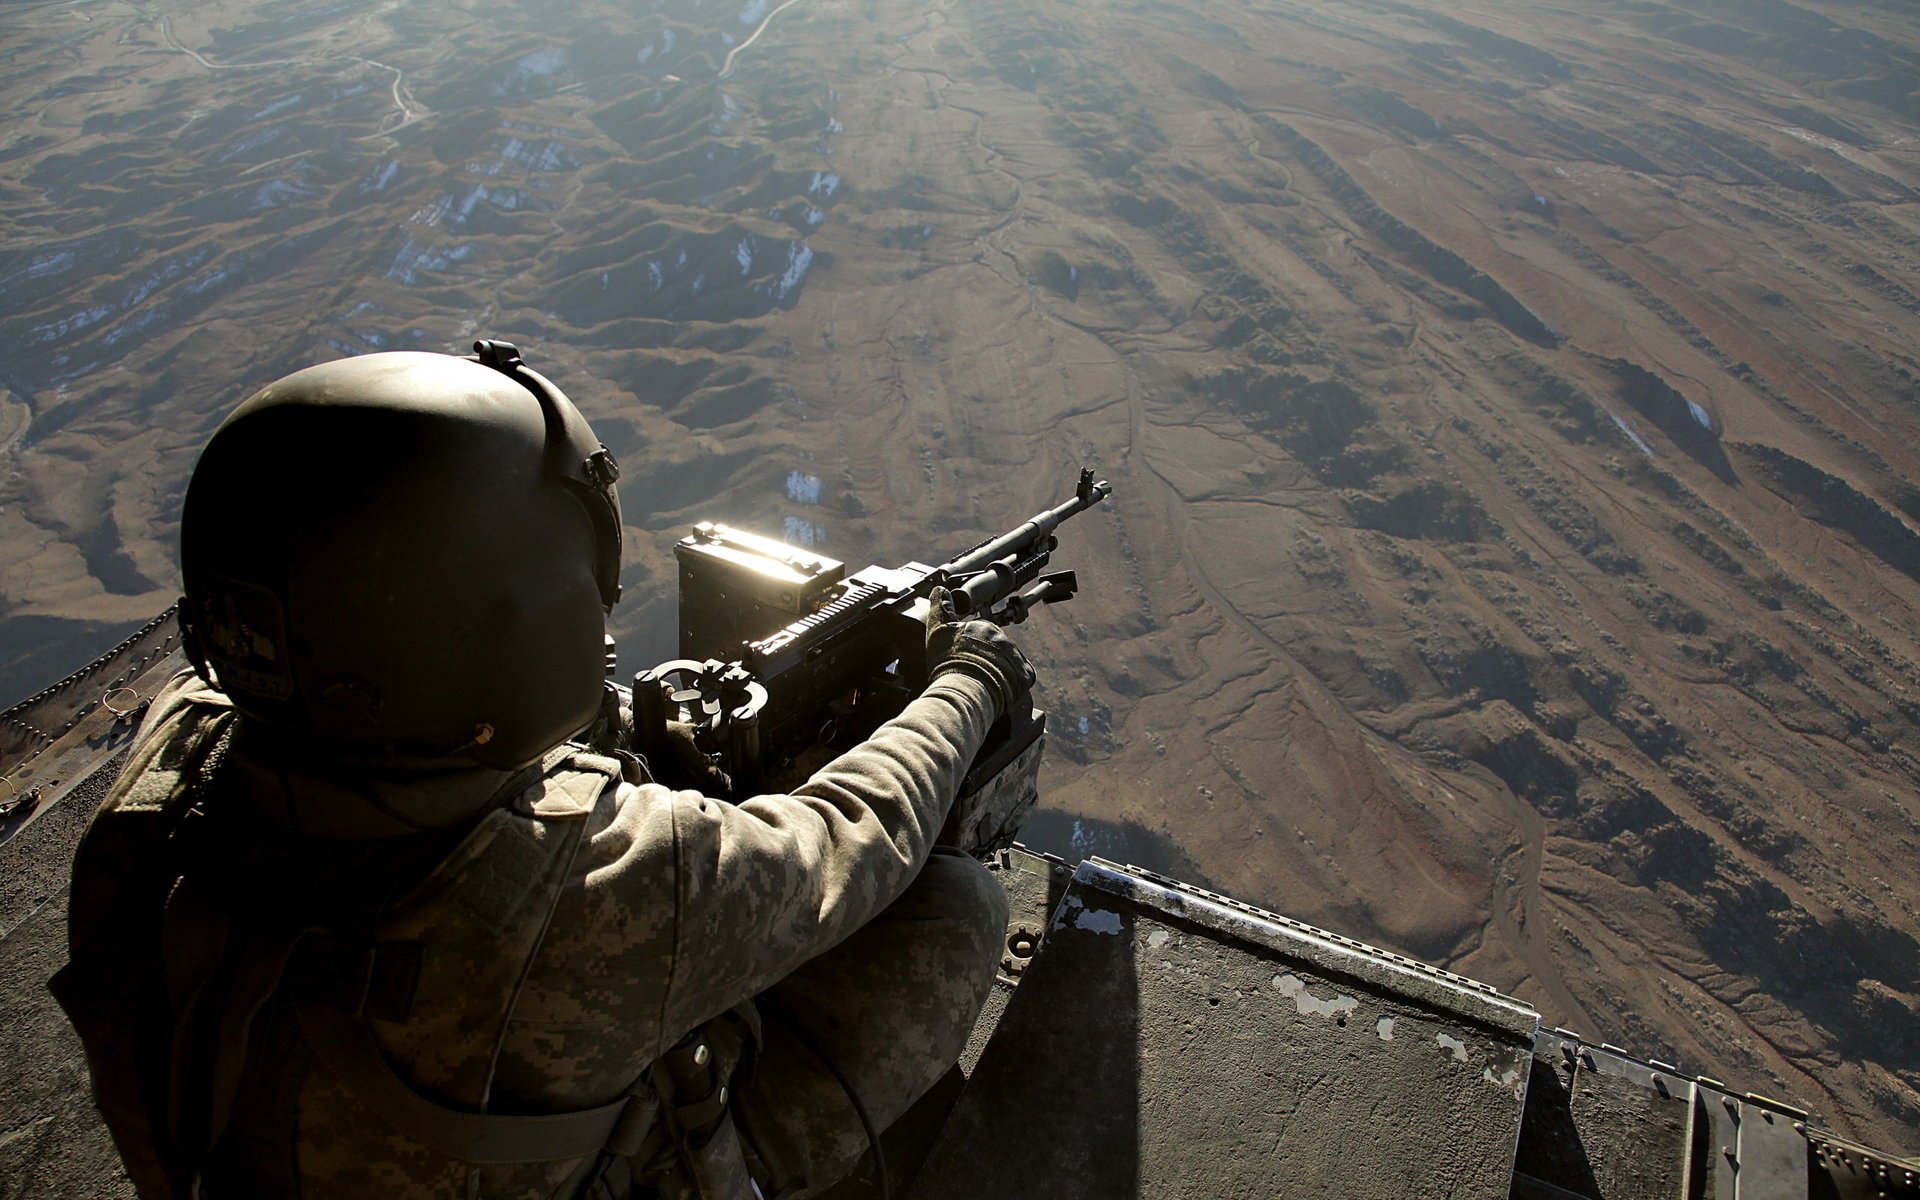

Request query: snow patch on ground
[
  {"left": 419, "top": 184, "right": 530, "bottom": 226},
  {"left": 385, "top": 237, "right": 476, "bottom": 284},
  {"left": 360, "top": 160, "right": 400, "bottom": 194},
  {"left": 771, "top": 243, "right": 812, "bottom": 299},
  {"left": 181, "top": 266, "right": 232, "bottom": 297},
  {"left": 248, "top": 178, "right": 315, "bottom": 211},
  {"left": 35, "top": 245, "right": 223, "bottom": 343},
  {"left": 250, "top": 92, "right": 304, "bottom": 121},
  {"left": 1608, "top": 411, "right": 1655, "bottom": 456},
  {"left": 783, "top": 516, "right": 822, "bottom": 546},
  {"left": 516, "top": 46, "right": 566, "bottom": 76},
  {"left": 27, "top": 252, "right": 74, "bottom": 280},
  {"left": 498, "top": 137, "right": 571, "bottom": 172},
  {"left": 33, "top": 306, "right": 112, "bottom": 344},
  {"left": 214, "top": 125, "right": 286, "bottom": 165},
  {"left": 785, "top": 471, "right": 822, "bottom": 504}
]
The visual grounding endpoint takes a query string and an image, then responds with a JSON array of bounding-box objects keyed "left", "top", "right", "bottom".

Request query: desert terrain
[{"left": 3, "top": 0, "right": 1918, "bottom": 1150}]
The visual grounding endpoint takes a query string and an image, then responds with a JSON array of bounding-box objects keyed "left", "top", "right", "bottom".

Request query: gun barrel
[{"left": 944, "top": 474, "right": 1112, "bottom": 578}]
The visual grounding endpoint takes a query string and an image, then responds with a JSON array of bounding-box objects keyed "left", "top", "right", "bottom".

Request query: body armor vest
[{"left": 54, "top": 690, "right": 751, "bottom": 1199}]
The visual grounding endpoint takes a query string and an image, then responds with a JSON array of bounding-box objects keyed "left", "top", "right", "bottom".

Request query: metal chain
[{"left": 0, "top": 602, "right": 181, "bottom": 776}]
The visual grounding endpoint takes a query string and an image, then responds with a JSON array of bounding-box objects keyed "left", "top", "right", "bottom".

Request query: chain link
[{"left": 0, "top": 602, "right": 181, "bottom": 775}]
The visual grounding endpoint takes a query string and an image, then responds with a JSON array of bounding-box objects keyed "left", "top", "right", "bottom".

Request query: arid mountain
[{"left": 3, "top": 0, "right": 1918, "bottom": 1149}]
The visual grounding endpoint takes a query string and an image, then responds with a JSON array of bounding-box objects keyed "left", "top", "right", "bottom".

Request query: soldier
[{"left": 53, "top": 343, "right": 1033, "bottom": 1199}]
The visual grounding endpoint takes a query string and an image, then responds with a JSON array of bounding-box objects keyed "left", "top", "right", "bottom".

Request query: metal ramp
[
  {"left": 915, "top": 855, "right": 1538, "bottom": 1199},
  {"left": 877, "top": 851, "right": 1920, "bottom": 1200}
]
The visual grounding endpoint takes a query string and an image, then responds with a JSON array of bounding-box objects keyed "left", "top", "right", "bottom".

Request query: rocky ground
[{"left": 3, "top": 0, "right": 1918, "bottom": 1150}]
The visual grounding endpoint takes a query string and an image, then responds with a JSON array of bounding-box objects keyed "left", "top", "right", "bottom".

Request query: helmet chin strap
[{"left": 179, "top": 595, "right": 209, "bottom": 682}]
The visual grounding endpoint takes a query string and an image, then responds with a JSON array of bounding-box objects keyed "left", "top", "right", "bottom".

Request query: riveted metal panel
[
  {"left": 1734, "top": 1099, "right": 1807, "bottom": 1200},
  {"left": 1559, "top": 1044, "right": 1691, "bottom": 1199},
  {"left": 1810, "top": 1133, "right": 1920, "bottom": 1198},
  {"left": 1689, "top": 1084, "right": 1737, "bottom": 1200}
]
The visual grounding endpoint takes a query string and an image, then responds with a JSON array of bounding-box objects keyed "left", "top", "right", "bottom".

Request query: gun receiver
[{"left": 631, "top": 469, "right": 1112, "bottom": 849}]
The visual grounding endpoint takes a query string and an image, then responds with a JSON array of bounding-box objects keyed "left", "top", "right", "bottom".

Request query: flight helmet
[{"left": 180, "top": 340, "right": 623, "bottom": 769}]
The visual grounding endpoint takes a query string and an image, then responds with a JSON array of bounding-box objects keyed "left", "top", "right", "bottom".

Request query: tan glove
[{"left": 923, "top": 586, "right": 1036, "bottom": 721}]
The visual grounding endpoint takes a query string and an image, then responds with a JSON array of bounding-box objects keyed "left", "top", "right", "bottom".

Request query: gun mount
[{"left": 629, "top": 470, "right": 1112, "bottom": 821}]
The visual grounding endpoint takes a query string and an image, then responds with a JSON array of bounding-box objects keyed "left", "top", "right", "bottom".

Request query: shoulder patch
[
  {"left": 450, "top": 812, "right": 552, "bottom": 936},
  {"left": 519, "top": 751, "right": 619, "bottom": 821}
]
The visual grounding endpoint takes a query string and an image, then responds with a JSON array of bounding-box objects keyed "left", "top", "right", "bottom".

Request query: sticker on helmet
[{"left": 197, "top": 576, "right": 294, "bottom": 701}]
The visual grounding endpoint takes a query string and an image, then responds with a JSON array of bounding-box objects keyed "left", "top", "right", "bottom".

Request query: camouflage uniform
[{"left": 73, "top": 665, "right": 1009, "bottom": 1199}]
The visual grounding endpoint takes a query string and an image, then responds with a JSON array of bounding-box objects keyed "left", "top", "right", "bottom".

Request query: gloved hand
[
  {"left": 923, "top": 586, "right": 1036, "bottom": 721},
  {"left": 651, "top": 718, "right": 734, "bottom": 795}
]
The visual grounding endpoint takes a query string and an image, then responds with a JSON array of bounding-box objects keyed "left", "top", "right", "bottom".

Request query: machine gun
[{"left": 629, "top": 469, "right": 1112, "bottom": 852}]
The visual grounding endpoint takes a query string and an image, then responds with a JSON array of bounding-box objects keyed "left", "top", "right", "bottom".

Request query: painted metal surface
[{"left": 914, "top": 858, "right": 1538, "bottom": 1199}]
